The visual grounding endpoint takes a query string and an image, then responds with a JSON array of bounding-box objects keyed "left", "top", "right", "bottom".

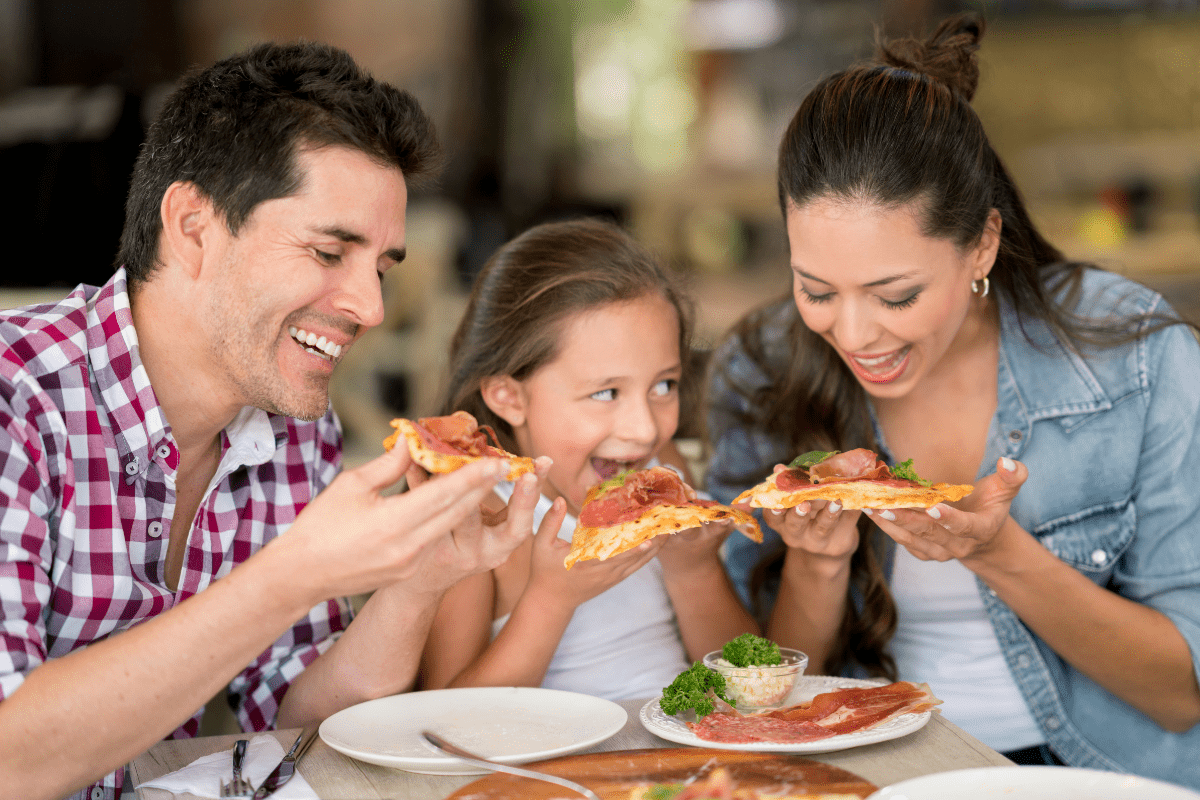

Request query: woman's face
[{"left": 785, "top": 198, "right": 1000, "bottom": 400}]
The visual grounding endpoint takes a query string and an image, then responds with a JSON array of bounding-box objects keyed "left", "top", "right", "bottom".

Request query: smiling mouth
[
  {"left": 289, "top": 326, "right": 344, "bottom": 362},
  {"left": 591, "top": 457, "right": 642, "bottom": 481},
  {"left": 848, "top": 346, "right": 910, "bottom": 382}
]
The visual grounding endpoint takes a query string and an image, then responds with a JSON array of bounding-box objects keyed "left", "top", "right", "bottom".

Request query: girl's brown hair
[
  {"left": 710, "top": 13, "right": 1194, "bottom": 679},
  {"left": 441, "top": 218, "right": 695, "bottom": 453}
]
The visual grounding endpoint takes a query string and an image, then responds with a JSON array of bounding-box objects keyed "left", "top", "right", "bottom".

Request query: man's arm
[{"left": 0, "top": 447, "right": 512, "bottom": 800}]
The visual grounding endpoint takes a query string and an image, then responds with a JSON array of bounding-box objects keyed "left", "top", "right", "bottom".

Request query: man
[{"left": 0, "top": 42, "right": 546, "bottom": 800}]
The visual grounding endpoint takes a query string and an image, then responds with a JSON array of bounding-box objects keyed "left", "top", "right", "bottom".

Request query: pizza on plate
[
  {"left": 628, "top": 767, "right": 866, "bottom": 800},
  {"left": 567, "top": 466, "right": 762, "bottom": 569},
  {"left": 734, "top": 449, "right": 972, "bottom": 511},
  {"left": 384, "top": 410, "right": 534, "bottom": 482}
]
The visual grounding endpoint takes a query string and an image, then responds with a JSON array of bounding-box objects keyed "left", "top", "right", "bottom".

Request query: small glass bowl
[{"left": 702, "top": 648, "right": 809, "bottom": 712}]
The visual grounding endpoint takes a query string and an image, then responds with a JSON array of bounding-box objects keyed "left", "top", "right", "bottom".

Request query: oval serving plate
[
  {"left": 320, "top": 686, "right": 627, "bottom": 775},
  {"left": 867, "top": 765, "right": 1200, "bottom": 799}
]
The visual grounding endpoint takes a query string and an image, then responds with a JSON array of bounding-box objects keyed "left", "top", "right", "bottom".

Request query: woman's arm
[{"left": 875, "top": 457, "right": 1200, "bottom": 732}]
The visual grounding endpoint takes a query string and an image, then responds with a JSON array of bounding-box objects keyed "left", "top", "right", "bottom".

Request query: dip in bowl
[{"left": 702, "top": 648, "right": 809, "bottom": 712}]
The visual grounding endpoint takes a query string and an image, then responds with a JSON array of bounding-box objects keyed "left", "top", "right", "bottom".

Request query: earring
[{"left": 971, "top": 276, "right": 990, "bottom": 298}]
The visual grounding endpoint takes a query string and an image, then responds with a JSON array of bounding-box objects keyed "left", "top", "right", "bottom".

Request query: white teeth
[{"left": 288, "top": 326, "right": 343, "bottom": 360}]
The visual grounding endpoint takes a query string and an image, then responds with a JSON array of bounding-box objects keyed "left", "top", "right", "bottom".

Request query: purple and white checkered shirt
[{"left": 0, "top": 269, "right": 350, "bottom": 799}]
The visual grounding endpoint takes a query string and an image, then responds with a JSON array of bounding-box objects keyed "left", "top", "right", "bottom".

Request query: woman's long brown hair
[
  {"left": 440, "top": 217, "right": 695, "bottom": 452},
  {"left": 709, "top": 13, "right": 1196, "bottom": 679}
]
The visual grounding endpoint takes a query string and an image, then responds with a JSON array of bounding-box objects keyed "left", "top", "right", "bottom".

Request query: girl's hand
[
  {"left": 866, "top": 457, "right": 1028, "bottom": 566},
  {"left": 762, "top": 465, "right": 861, "bottom": 561},
  {"left": 657, "top": 518, "right": 735, "bottom": 575},
  {"left": 526, "top": 510, "right": 663, "bottom": 608}
]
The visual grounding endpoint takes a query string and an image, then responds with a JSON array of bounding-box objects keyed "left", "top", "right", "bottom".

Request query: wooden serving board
[{"left": 446, "top": 747, "right": 877, "bottom": 799}]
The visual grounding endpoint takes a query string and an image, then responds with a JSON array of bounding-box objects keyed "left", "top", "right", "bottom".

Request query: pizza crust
[
  {"left": 384, "top": 418, "right": 535, "bottom": 482},
  {"left": 734, "top": 472, "right": 972, "bottom": 510},
  {"left": 566, "top": 503, "right": 762, "bottom": 568}
]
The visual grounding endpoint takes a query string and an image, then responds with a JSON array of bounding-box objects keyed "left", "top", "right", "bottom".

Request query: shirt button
[
  {"left": 148, "top": 521, "right": 163, "bottom": 538},
  {"left": 1016, "top": 654, "right": 1031, "bottom": 669},
  {"left": 1091, "top": 549, "right": 1108, "bottom": 565},
  {"left": 91, "top": 788, "right": 104, "bottom": 800},
  {"left": 1007, "top": 430, "right": 1023, "bottom": 442},
  {"left": 124, "top": 458, "right": 140, "bottom": 476},
  {"left": 156, "top": 444, "right": 172, "bottom": 459},
  {"left": 1045, "top": 715, "right": 1061, "bottom": 730}
]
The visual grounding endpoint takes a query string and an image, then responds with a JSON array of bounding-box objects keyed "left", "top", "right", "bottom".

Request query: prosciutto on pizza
[
  {"left": 734, "top": 449, "right": 972, "bottom": 511},
  {"left": 566, "top": 466, "right": 762, "bottom": 568},
  {"left": 384, "top": 410, "right": 535, "bottom": 482}
]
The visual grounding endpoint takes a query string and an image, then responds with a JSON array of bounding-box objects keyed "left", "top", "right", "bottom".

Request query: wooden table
[{"left": 131, "top": 698, "right": 1012, "bottom": 799}]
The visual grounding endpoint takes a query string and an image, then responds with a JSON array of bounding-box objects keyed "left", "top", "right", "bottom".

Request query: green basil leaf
[
  {"left": 787, "top": 450, "right": 839, "bottom": 469},
  {"left": 892, "top": 458, "right": 932, "bottom": 487}
]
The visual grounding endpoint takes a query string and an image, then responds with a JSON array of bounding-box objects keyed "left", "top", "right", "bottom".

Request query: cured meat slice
[{"left": 689, "top": 681, "right": 941, "bottom": 744}]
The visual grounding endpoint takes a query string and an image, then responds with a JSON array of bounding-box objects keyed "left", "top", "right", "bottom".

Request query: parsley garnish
[{"left": 892, "top": 458, "right": 932, "bottom": 487}]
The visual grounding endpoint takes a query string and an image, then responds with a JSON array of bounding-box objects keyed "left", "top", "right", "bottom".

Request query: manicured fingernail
[
  {"left": 1000, "top": 457, "right": 1016, "bottom": 471},
  {"left": 829, "top": 501, "right": 841, "bottom": 514},
  {"left": 926, "top": 506, "right": 942, "bottom": 519},
  {"left": 862, "top": 508, "right": 874, "bottom": 516},
  {"left": 794, "top": 507, "right": 807, "bottom": 517},
  {"left": 487, "top": 461, "right": 506, "bottom": 478},
  {"left": 880, "top": 510, "right": 896, "bottom": 521}
]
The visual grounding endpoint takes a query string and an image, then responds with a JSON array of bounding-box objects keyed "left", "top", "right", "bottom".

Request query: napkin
[{"left": 136, "top": 733, "right": 318, "bottom": 799}]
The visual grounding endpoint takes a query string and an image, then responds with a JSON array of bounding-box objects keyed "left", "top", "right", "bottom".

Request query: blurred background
[{"left": 2, "top": 0, "right": 1199, "bottom": 465}]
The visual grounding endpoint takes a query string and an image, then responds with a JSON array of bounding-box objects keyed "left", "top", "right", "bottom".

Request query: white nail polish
[
  {"left": 880, "top": 510, "right": 896, "bottom": 521},
  {"left": 795, "top": 507, "right": 807, "bottom": 517},
  {"left": 829, "top": 501, "right": 841, "bottom": 514},
  {"left": 863, "top": 508, "right": 874, "bottom": 516},
  {"left": 926, "top": 506, "right": 942, "bottom": 519},
  {"left": 1001, "top": 457, "right": 1016, "bottom": 471}
]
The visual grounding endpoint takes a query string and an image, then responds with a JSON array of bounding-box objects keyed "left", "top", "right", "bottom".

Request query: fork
[{"left": 219, "top": 738, "right": 253, "bottom": 797}]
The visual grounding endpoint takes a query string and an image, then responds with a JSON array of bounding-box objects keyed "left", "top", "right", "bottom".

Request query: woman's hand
[
  {"left": 866, "top": 457, "right": 1028, "bottom": 567},
  {"left": 761, "top": 465, "right": 861, "bottom": 561},
  {"left": 525, "top": 509, "right": 664, "bottom": 609}
]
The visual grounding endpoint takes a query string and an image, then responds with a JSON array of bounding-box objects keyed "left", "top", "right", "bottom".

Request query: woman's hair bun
[{"left": 876, "top": 12, "right": 984, "bottom": 101}]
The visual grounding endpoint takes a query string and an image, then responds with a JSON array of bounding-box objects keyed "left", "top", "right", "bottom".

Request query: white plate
[
  {"left": 640, "top": 675, "right": 931, "bottom": 753},
  {"left": 319, "top": 686, "right": 628, "bottom": 775},
  {"left": 867, "top": 766, "right": 1200, "bottom": 799}
]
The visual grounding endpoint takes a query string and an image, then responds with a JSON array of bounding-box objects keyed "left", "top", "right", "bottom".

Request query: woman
[{"left": 705, "top": 13, "right": 1200, "bottom": 785}]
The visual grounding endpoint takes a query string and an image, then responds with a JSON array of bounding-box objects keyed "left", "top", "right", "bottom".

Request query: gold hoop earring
[{"left": 971, "top": 277, "right": 990, "bottom": 299}]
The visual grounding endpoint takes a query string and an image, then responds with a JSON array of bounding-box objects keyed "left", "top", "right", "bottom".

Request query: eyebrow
[
  {"left": 315, "top": 225, "right": 407, "bottom": 264},
  {"left": 794, "top": 268, "right": 917, "bottom": 288}
]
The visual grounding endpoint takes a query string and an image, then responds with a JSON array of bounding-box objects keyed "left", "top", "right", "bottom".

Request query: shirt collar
[
  {"left": 86, "top": 268, "right": 176, "bottom": 474},
  {"left": 86, "top": 268, "right": 282, "bottom": 480},
  {"left": 997, "top": 292, "right": 1113, "bottom": 427}
]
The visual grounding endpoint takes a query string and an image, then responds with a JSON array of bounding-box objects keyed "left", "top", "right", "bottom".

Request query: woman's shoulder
[{"left": 1060, "top": 266, "right": 1170, "bottom": 322}]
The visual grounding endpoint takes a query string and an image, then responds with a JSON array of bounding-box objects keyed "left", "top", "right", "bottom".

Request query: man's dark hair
[{"left": 117, "top": 40, "right": 441, "bottom": 290}]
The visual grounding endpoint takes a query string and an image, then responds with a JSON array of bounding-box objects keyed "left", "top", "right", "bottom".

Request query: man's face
[{"left": 203, "top": 146, "right": 408, "bottom": 420}]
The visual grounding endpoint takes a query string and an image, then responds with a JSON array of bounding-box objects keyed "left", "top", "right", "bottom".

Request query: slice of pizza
[
  {"left": 566, "top": 466, "right": 763, "bottom": 569},
  {"left": 383, "top": 410, "right": 534, "bottom": 482},
  {"left": 734, "top": 449, "right": 972, "bottom": 511}
]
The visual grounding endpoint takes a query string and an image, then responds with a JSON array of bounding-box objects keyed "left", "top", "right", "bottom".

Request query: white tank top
[
  {"left": 889, "top": 546, "right": 1043, "bottom": 751},
  {"left": 490, "top": 479, "right": 690, "bottom": 701}
]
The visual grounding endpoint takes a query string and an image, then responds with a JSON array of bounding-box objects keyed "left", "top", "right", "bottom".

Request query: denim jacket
[{"left": 706, "top": 269, "right": 1200, "bottom": 787}]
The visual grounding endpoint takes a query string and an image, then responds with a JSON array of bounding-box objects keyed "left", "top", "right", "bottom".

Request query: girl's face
[
  {"left": 786, "top": 198, "right": 1000, "bottom": 400},
  {"left": 500, "top": 294, "right": 682, "bottom": 514}
]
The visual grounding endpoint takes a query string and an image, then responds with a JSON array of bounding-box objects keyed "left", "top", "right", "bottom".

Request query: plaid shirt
[{"left": 0, "top": 269, "right": 350, "bottom": 800}]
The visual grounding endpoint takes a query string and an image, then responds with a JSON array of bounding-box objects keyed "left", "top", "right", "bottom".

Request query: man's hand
[{"left": 265, "top": 444, "right": 543, "bottom": 606}]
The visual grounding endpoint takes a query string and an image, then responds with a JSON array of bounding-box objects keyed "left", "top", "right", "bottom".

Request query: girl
[
  {"left": 706, "top": 13, "right": 1200, "bottom": 784},
  {"left": 421, "top": 218, "right": 757, "bottom": 700}
]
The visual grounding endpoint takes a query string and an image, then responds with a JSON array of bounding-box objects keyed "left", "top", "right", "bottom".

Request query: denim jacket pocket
[{"left": 1032, "top": 498, "right": 1136, "bottom": 586}]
